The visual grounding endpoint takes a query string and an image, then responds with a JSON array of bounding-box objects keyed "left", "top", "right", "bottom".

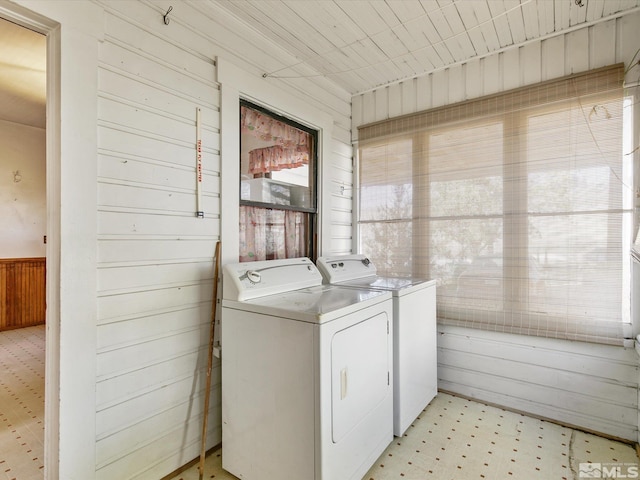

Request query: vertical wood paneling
[
  {"left": 415, "top": 74, "right": 432, "bottom": 112},
  {"left": 565, "top": 28, "right": 590, "bottom": 75},
  {"left": 374, "top": 87, "right": 389, "bottom": 120},
  {"left": 388, "top": 82, "right": 402, "bottom": 118},
  {"left": 590, "top": 20, "right": 616, "bottom": 69},
  {"left": 520, "top": 42, "right": 542, "bottom": 85},
  {"left": 431, "top": 69, "right": 449, "bottom": 108},
  {"left": 362, "top": 90, "right": 377, "bottom": 125},
  {"left": 618, "top": 13, "right": 640, "bottom": 78},
  {"left": 401, "top": 79, "right": 417, "bottom": 116},
  {"left": 541, "top": 35, "right": 565, "bottom": 80},
  {"left": 448, "top": 64, "right": 465, "bottom": 104},
  {"left": 0, "top": 258, "right": 45, "bottom": 331},
  {"left": 482, "top": 54, "right": 501, "bottom": 96},
  {"left": 502, "top": 48, "right": 520, "bottom": 91},
  {"left": 465, "top": 60, "right": 482, "bottom": 100}
]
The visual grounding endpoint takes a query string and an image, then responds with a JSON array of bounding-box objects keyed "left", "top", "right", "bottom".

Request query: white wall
[
  {"left": 352, "top": 12, "right": 640, "bottom": 441},
  {"left": 0, "top": 119, "right": 45, "bottom": 258},
  {"left": 439, "top": 325, "right": 638, "bottom": 440},
  {"left": 4, "top": 0, "right": 354, "bottom": 478},
  {"left": 94, "top": 4, "right": 220, "bottom": 478}
]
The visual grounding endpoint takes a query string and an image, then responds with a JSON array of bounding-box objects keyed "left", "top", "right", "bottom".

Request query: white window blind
[{"left": 358, "top": 64, "right": 632, "bottom": 345}]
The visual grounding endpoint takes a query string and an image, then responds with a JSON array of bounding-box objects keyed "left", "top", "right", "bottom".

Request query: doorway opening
[
  {"left": 0, "top": 5, "right": 60, "bottom": 479},
  {"left": 0, "top": 15, "right": 46, "bottom": 479}
]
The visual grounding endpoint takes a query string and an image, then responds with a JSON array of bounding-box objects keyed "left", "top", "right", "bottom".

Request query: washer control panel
[
  {"left": 223, "top": 257, "right": 322, "bottom": 301},
  {"left": 316, "top": 254, "right": 376, "bottom": 284}
]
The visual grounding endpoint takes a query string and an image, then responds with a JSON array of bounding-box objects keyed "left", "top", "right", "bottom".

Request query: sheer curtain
[
  {"left": 358, "top": 64, "right": 632, "bottom": 345},
  {"left": 239, "top": 207, "right": 307, "bottom": 262}
]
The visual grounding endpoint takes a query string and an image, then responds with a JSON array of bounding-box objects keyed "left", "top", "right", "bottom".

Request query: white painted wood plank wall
[
  {"left": 95, "top": 4, "right": 221, "bottom": 479},
  {"left": 181, "top": 1, "right": 355, "bottom": 257},
  {"left": 352, "top": 12, "right": 640, "bottom": 441},
  {"left": 92, "top": 1, "right": 354, "bottom": 478},
  {"left": 439, "top": 325, "right": 638, "bottom": 441}
]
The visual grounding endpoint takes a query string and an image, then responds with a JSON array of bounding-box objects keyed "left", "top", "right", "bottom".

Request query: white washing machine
[
  {"left": 221, "top": 257, "right": 393, "bottom": 480},
  {"left": 316, "top": 254, "right": 437, "bottom": 437}
]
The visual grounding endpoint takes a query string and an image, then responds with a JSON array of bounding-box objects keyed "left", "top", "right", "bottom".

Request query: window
[
  {"left": 358, "top": 65, "right": 632, "bottom": 345},
  {"left": 239, "top": 101, "right": 317, "bottom": 262}
]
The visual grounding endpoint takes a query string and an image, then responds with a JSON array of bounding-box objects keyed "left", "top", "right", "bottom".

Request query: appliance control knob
[{"left": 246, "top": 270, "right": 261, "bottom": 284}]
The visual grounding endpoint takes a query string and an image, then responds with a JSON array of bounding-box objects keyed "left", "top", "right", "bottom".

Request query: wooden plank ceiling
[{"left": 211, "top": 0, "right": 640, "bottom": 95}]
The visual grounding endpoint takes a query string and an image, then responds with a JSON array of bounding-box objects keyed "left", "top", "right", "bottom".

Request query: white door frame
[
  {"left": 0, "top": 2, "right": 60, "bottom": 478},
  {"left": 0, "top": 2, "right": 103, "bottom": 477}
]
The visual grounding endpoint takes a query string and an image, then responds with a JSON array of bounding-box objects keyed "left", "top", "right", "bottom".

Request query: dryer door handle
[{"left": 340, "top": 368, "right": 348, "bottom": 400}]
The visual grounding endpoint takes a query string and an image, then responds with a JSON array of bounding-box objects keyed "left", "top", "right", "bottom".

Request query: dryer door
[{"left": 331, "top": 311, "right": 390, "bottom": 443}]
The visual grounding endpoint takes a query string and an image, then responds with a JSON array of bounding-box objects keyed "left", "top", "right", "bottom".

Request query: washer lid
[
  {"left": 335, "top": 276, "right": 435, "bottom": 293},
  {"left": 222, "top": 284, "right": 391, "bottom": 324}
]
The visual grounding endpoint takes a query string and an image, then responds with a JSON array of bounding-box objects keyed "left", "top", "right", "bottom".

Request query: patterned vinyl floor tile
[
  {"left": 2, "top": 326, "right": 637, "bottom": 480},
  {"left": 177, "top": 392, "right": 638, "bottom": 480},
  {"left": 0, "top": 325, "right": 45, "bottom": 480}
]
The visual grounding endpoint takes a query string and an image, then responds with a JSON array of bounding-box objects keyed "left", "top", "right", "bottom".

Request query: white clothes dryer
[
  {"left": 316, "top": 254, "right": 438, "bottom": 437},
  {"left": 221, "top": 257, "right": 393, "bottom": 480}
]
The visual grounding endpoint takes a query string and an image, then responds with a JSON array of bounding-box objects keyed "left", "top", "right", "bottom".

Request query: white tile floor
[
  {"left": 173, "top": 396, "right": 639, "bottom": 480},
  {"left": 0, "top": 325, "right": 45, "bottom": 480},
  {"left": 2, "top": 326, "right": 638, "bottom": 480}
]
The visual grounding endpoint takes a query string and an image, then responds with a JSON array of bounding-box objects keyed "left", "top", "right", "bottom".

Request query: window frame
[{"left": 239, "top": 99, "right": 319, "bottom": 261}]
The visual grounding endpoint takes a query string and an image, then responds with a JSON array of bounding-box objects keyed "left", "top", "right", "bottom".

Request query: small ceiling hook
[{"left": 163, "top": 5, "right": 173, "bottom": 25}]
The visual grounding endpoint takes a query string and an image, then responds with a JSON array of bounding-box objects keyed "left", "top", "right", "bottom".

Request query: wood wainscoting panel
[{"left": 0, "top": 258, "right": 46, "bottom": 330}]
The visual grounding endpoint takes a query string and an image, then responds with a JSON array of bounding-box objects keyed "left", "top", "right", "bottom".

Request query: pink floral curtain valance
[
  {"left": 241, "top": 106, "right": 310, "bottom": 147},
  {"left": 242, "top": 105, "right": 311, "bottom": 174},
  {"left": 248, "top": 145, "right": 309, "bottom": 174}
]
